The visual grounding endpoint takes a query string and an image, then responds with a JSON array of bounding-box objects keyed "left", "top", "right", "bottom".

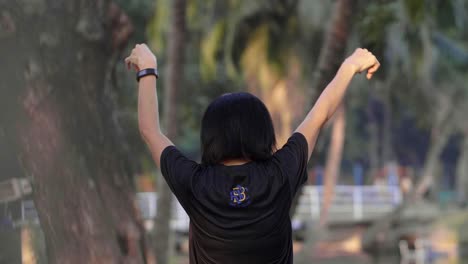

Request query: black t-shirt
[{"left": 160, "top": 132, "right": 308, "bottom": 264}]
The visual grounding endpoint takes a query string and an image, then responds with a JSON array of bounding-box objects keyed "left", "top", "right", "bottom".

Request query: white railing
[
  {"left": 0, "top": 178, "right": 32, "bottom": 203},
  {"left": 137, "top": 185, "right": 402, "bottom": 231},
  {"left": 293, "top": 185, "right": 402, "bottom": 223},
  {"left": 136, "top": 192, "right": 189, "bottom": 232},
  {"left": 16, "top": 185, "right": 401, "bottom": 230}
]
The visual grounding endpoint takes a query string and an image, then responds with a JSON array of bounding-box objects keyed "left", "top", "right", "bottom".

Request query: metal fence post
[{"left": 353, "top": 187, "right": 363, "bottom": 220}]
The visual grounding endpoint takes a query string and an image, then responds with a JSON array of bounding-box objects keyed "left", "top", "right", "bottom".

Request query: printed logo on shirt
[{"left": 229, "top": 185, "right": 250, "bottom": 207}]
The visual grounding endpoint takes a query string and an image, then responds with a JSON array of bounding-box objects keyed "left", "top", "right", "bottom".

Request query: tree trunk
[
  {"left": 310, "top": 0, "right": 356, "bottom": 101},
  {"left": 0, "top": 138, "right": 23, "bottom": 262},
  {"left": 0, "top": 1, "right": 146, "bottom": 263},
  {"left": 0, "top": 230, "right": 21, "bottom": 264},
  {"left": 381, "top": 86, "right": 394, "bottom": 163},
  {"left": 456, "top": 131, "right": 468, "bottom": 204},
  {"left": 414, "top": 109, "right": 454, "bottom": 197},
  {"left": 296, "top": 1, "right": 354, "bottom": 262},
  {"left": 293, "top": 0, "right": 355, "bottom": 224},
  {"left": 311, "top": 0, "right": 355, "bottom": 228},
  {"left": 413, "top": 20, "right": 457, "bottom": 198},
  {"left": 367, "top": 94, "right": 380, "bottom": 183},
  {"left": 154, "top": 0, "right": 186, "bottom": 263},
  {"left": 319, "top": 105, "right": 346, "bottom": 226}
]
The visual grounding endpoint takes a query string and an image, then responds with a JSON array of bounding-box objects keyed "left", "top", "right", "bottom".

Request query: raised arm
[
  {"left": 296, "top": 48, "right": 380, "bottom": 159},
  {"left": 125, "top": 44, "right": 172, "bottom": 168}
]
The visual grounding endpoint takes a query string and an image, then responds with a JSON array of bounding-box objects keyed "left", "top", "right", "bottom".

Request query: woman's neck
[{"left": 221, "top": 158, "right": 251, "bottom": 166}]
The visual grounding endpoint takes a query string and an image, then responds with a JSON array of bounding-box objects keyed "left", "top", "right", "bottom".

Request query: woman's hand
[
  {"left": 343, "top": 48, "right": 380, "bottom": 79},
  {"left": 124, "top": 43, "right": 157, "bottom": 71}
]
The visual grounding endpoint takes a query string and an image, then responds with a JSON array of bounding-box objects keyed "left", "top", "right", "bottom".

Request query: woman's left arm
[
  {"left": 125, "top": 44, "right": 172, "bottom": 168},
  {"left": 295, "top": 48, "right": 380, "bottom": 159}
]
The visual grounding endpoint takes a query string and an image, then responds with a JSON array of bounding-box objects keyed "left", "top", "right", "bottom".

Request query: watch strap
[{"left": 136, "top": 68, "right": 159, "bottom": 82}]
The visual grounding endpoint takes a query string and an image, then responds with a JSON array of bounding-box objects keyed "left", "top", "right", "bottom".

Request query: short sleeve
[
  {"left": 272, "top": 132, "right": 309, "bottom": 195},
  {"left": 160, "top": 146, "right": 200, "bottom": 198}
]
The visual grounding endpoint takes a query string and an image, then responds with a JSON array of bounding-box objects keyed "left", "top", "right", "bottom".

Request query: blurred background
[{"left": 1, "top": 0, "right": 468, "bottom": 263}]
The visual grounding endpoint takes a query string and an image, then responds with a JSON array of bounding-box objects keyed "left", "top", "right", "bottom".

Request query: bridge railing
[
  {"left": 136, "top": 185, "right": 402, "bottom": 231},
  {"left": 136, "top": 192, "right": 189, "bottom": 232},
  {"left": 16, "top": 185, "right": 401, "bottom": 230},
  {"left": 293, "top": 185, "right": 402, "bottom": 223}
]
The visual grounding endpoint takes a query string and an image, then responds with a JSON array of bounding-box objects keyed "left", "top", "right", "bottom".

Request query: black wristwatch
[{"left": 136, "top": 68, "right": 159, "bottom": 82}]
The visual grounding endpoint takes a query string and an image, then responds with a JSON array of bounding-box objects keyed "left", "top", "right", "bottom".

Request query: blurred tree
[
  {"left": 395, "top": 0, "right": 468, "bottom": 198},
  {"left": 226, "top": 0, "right": 305, "bottom": 146},
  {"left": 456, "top": 127, "right": 468, "bottom": 204},
  {"left": 356, "top": 0, "right": 468, "bottom": 196},
  {"left": 153, "top": 0, "right": 187, "bottom": 263},
  {"left": 0, "top": 1, "right": 148, "bottom": 263},
  {"left": 314, "top": 0, "right": 356, "bottom": 228},
  {"left": 295, "top": 1, "right": 357, "bottom": 263},
  {"left": 362, "top": 0, "right": 468, "bottom": 253},
  {"left": 222, "top": 0, "right": 314, "bottom": 221}
]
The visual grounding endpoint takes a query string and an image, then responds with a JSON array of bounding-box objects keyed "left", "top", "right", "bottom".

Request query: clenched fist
[
  {"left": 125, "top": 43, "right": 157, "bottom": 71},
  {"left": 344, "top": 48, "right": 380, "bottom": 79}
]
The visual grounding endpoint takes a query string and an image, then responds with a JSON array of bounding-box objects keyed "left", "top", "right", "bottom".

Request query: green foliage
[
  {"left": 116, "top": 0, "right": 155, "bottom": 41},
  {"left": 146, "top": 0, "right": 170, "bottom": 52},
  {"left": 357, "top": 2, "right": 397, "bottom": 69},
  {"left": 225, "top": 0, "right": 300, "bottom": 73},
  {"left": 358, "top": 3, "right": 397, "bottom": 44},
  {"left": 432, "top": 0, "right": 458, "bottom": 30},
  {"left": 403, "top": 0, "right": 426, "bottom": 24},
  {"left": 200, "top": 21, "right": 226, "bottom": 80}
]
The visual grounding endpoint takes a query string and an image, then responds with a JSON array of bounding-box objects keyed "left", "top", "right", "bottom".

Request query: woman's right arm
[
  {"left": 125, "top": 44, "right": 173, "bottom": 168},
  {"left": 295, "top": 48, "right": 380, "bottom": 160}
]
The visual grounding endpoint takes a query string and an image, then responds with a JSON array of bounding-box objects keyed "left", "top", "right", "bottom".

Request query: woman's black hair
[{"left": 201, "top": 92, "right": 276, "bottom": 165}]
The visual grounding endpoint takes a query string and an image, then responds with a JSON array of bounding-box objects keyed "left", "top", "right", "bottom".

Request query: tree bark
[
  {"left": 0, "top": 1, "right": 145, "bottom": 263},
  {"left": 154, "top": 0, "right": 187, "bottom": 263}
]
